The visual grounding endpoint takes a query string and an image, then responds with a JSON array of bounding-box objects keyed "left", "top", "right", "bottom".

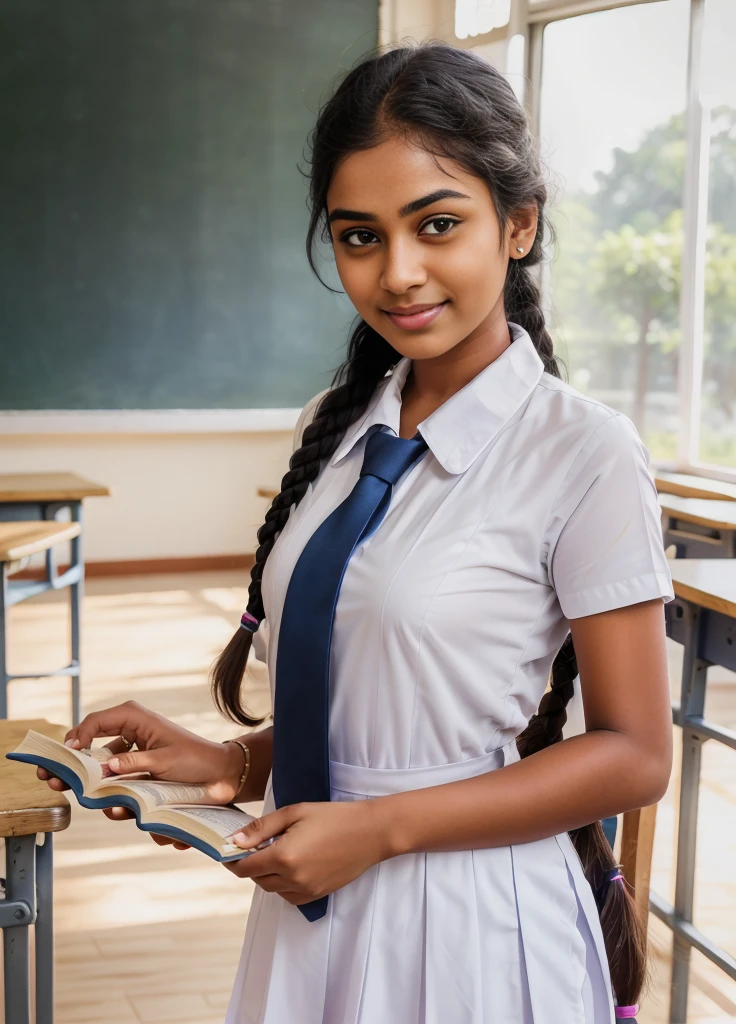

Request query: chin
[{"left": 389, "top": 335, "right": 460, "bottom": 361}]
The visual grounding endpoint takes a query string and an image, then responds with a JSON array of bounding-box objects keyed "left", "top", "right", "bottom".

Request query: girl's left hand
[{"left": 223, "top": 800, "right": 388, "bottom": 905}]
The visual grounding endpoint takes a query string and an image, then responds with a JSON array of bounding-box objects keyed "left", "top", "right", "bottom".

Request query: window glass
[
  {"left": 539, "top": 1, "right": 690, "bottom": 460},
  {"left": 699, "top": 0, "right": 736, "bottom": 467}
]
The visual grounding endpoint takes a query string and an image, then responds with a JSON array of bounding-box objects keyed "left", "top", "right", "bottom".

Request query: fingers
[
  {"left": 223, "top": 838, "right": 297, "bottom": 880},
  {"left": 221, "top": 861, "right": 316, "bottom": 906},
  {"left": 223, "top": 865, "right": 288, "bottom": 891},
  {"left": 36, "top": 733, "right": 127, "bottom": 790},
  {"left": 150, "top": 833, "right": 190, "bottom": 850},
  {"left": 35, "top": 768, "right": 71, "bottom": 791},
  {"left": 105, "top": 747, "right": 168, "bottom": 777},
  {"left": 102, "top": 806, "right": 136, "bottom": 821},
  {"left": 64, "top": 701, "right": 158, "bottom": 752},
  {"left": 103, "top": 736, "right": 137, "bottom": 756},
  {"left": 230, "top": 806, "right": 296, "bottom": 851}
]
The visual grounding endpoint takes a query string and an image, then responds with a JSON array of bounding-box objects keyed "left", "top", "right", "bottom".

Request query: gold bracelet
[{"left": 222, "top": 739, "right": 251, "bottom": 798}]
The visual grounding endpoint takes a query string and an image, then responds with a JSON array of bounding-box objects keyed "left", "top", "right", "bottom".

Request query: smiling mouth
[{"left": 382, "top": 301, "right": 448, "bottom": 330}]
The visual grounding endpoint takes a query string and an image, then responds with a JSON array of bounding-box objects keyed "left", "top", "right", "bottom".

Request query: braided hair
[{"left": 210, "top": 41, "right": 647, "bottom": 1011}]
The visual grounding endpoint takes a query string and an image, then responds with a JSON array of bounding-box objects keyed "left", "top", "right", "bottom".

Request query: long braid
[
  {"left": 511, "top": 262, "right": 649, "bottom": 1009},
  {"left": 504, "top": 258, "right": 559, "bottom": 378},
  {"left": 210, "top": 321, "right": 399, "bottom": 726}
]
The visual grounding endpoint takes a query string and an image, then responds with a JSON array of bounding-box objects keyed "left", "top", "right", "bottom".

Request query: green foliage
[
  {"left": 591, "top": 209, "right": 682, "bottom": 339},
  {"left": 548, "top": 104, "right": 736, "bottom": 464}
]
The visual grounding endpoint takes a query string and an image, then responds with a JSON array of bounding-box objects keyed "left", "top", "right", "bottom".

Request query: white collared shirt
[{"left": 253, "top": 321, "right": 674, "bottom": 768}]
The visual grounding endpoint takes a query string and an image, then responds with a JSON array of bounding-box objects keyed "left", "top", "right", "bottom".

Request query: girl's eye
[
  {"left": 342, "top": 229, "right": 379, "bottom": 247},
  {"left": 340, "top": 217, "right": 460, "bottom": 248},
  {"left": 420, "top": 217, "right": 460, "bottom": 236}
]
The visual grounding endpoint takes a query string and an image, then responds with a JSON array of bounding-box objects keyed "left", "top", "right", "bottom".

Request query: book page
[
  {"left": 95, "top": 779, "right": 210, "bottom": 809},
  {"left": 162, "top": 804, "right": 256, "bottom": 839},
  {"left": 77, "top": 744, "right": 119, "bottom": 786},
  {"left": 11, "top": 730, "right": 109, "bottom": 791}
]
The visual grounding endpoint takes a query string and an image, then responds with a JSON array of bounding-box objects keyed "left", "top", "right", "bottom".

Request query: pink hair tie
[
  {"left": 609, "top": 872, "right": 624, "bottom": 883},
  {"left": 239, "top": 611, "right": 260, "bottom": 633},
  {"left": 615, "top": 1005, "right": 639, "bottom": 1018}
]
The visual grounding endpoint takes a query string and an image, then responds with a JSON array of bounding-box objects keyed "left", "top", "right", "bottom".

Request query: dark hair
[{"left": 210, "top": 40, "right": 647, "bottom": 1010}]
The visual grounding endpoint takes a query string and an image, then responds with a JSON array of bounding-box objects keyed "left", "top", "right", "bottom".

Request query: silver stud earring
[{"left": 516, "top": 246, "right": 524, "bottom": 253}]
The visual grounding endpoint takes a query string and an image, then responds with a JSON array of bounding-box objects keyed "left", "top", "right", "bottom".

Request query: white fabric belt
[{"left": 329, "top": 740, "right": 519, "bottom": 798}]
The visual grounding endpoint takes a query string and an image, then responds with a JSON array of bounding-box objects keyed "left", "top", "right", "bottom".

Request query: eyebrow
[{"left": 327, "top": 189, "right": 472, "bottom": 225}]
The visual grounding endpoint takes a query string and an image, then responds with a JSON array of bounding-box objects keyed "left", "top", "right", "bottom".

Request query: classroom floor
[{"left": 2, "top": 570, "right": 735, "bottom": 1024}]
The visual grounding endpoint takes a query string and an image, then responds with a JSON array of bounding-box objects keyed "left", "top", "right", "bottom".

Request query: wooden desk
[
  {"left": 0, "top": 718, "right": 70, "bottom": 1024},
  {"left": 668, "top": 557, "right": 736, "bottom": 619},
  {"left": 655, "top": 471, "right": 736, "bottom": 502},
  {"left": 659, "top": 494, "right": 736, "bottom": 558},
  {"left": 1, "top": 523, "right": 85, "bottom": 723},
  {"left": 651, "top": 560, "right": 736, "bottom": 1020},
  {"left": 0, "top": 473, "right": 109, "bottom": 506},
  {"left": 0, "top": 473, "right": 109, "bottom": 726},
  {"left": 0, "top": 522, "right": 81, "bottom": 564}
]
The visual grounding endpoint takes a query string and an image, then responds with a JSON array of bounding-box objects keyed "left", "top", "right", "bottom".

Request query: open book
[{"left": 7, "top": 729, "right": 270, "bottom": 862}]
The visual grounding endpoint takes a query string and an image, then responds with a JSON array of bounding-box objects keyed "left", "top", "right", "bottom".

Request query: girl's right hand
[{"left": 36, "top": 701, "right": 245, "bottom": 841}]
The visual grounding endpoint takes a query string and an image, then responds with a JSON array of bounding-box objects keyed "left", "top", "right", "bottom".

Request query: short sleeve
[{"left": 546, "top": 413, "right": 674, "bottom": 620}]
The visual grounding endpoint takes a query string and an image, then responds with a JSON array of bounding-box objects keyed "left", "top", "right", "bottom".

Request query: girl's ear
[{"left": 508, "top": 203, "right": 538, "bottom": 255}]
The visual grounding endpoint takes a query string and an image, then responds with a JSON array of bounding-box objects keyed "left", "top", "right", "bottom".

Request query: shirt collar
[{"left": 330, "top": 321, "right": 544, "bottom": 475}]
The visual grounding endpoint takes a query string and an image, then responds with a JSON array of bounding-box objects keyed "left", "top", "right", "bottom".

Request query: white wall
[{"left": 1, "top": 430, "right": 295, "bottom": 562}]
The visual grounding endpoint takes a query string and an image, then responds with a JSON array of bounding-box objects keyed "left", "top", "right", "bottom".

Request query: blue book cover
[{"left": 7, "top": 729, "right": 269, "bottom": 863}]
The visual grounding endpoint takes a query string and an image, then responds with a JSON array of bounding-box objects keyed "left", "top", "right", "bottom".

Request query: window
[
  {"left": 450, "top": 0, "right": 736, "bottom": 477},
  {"left": 538, "top": 0, "right": 691, "bottom": 462},
  {"left": 699, "top": 0, "right": 736, "bottom": 468}
]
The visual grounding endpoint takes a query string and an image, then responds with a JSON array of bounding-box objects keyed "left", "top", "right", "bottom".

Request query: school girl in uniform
[{"left": 42, "top": 42, "right": 675, "bottom": 1024}]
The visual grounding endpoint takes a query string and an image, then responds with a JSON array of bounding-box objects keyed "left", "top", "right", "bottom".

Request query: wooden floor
[{"left": 2, "top": 571, "right": 735, "bottom": 1023}]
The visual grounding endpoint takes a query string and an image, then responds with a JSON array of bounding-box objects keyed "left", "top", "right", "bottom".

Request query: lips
[{"left": 383, "top": 301, "right": 448, "bottom": 331}]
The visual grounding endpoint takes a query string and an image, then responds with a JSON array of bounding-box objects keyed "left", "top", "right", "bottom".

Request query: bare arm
[{"left": 229, "top": 725, "right": 273, "bottom": 803}]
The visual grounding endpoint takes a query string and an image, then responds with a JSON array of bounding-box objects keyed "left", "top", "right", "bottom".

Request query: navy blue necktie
[{"left": 271, "top": 426, "right": 429, "bottom": 921}]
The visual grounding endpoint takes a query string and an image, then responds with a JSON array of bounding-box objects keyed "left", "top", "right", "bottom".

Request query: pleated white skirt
[{"left": 225, "top": 744, "right": 616, "bottom": 1024}]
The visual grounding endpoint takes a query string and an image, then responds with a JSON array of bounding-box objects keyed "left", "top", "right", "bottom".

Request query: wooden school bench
[
  {"left": 659, "top": 493, "right": 736, "bottom": 559},
  {"left": 0, "top": 523, "right": 83, "bottom": 724},
  {"left": 651, "top": 559, "right": 736, "bottom": 1020},
  {"left": 0, "top": 473, "right": 109, "bottom": 725},
  {"left": 655, "top": 470, "right": 736, "bottom": 503},
  {"left": 0, "top": 718, "right": 70, "bottom": 1024}
]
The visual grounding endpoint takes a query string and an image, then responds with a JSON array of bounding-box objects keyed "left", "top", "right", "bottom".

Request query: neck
[
  {"left": 402, "top": 311, "right": 512, "bottom": 407},
  {"left": 397, "top": 310, "right": 513, "bottom": 439}
]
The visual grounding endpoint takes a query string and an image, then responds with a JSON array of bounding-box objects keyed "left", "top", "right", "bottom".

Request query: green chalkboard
[{"left": 0, "top": 0, "right": 377, "bottom": 409}]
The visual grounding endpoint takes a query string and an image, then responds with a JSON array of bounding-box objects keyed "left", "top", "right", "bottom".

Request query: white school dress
[{"left": 226, "top": 321, "right": 674, "bottom": 1024}]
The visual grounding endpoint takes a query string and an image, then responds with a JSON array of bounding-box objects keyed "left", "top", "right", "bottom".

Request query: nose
[{"left": 379, "top": 237, "right": 428, "bottom": 295}]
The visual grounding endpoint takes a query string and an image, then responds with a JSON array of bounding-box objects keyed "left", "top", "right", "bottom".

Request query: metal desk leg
[
  {"left": 35, "top": 833, "right": 54, "bottom": 1024},
  {"left": 670, "top": 603, "right": 708, "bottom": 1023},
  {"left": 69, "top": 503, "right": 83, "bottom": 726},
  {"left": 3, "top": 833, "right": 37, "bottom": 1024},
  {"left": 0, "top": 561, "right": 8, "bottom": 719}
]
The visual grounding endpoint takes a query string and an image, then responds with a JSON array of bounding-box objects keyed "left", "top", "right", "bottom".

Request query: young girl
[{"left": 43, "top": 42, "right": 674, "bottom": 1023}]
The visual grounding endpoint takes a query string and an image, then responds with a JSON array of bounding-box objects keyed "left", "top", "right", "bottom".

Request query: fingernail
[
  {"left": 108, "top": 757, "right": 120, "bottom": 771},
  {"left": 231, "top": 832, "right": 246, "bottom": 844},
  {"left": 64, "top": 739, "right": 80, "bottom": 748}
]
